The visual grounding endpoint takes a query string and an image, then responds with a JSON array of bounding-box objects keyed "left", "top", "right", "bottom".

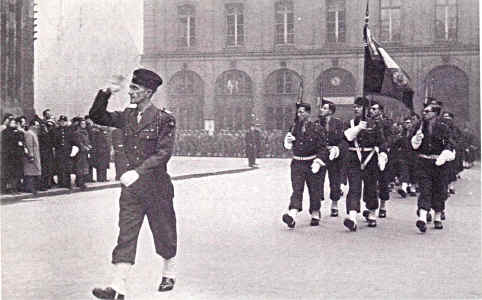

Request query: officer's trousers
[
  {"left": 345, "top": 151, "right": 379, "bottom": 213},
  {"left": 112, "top": 172, "right": 177, "bottom": 264},
  {"left": 416, "top": 157, "right": 447, "bottom": 213},
  {"left": 289, "top": 159, "right": 322, "bottom": 213},
  {"left": 319, "top": 158, "right": 342, "bottom": 201}
]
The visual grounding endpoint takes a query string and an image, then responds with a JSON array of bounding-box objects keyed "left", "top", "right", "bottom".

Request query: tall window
[
  {"left": 277, "top": 70, "right": 294, "bottom": 94},
  {"left": 275, "top": 1, "right": 294, "bottom": 45},
  {"left": 435, "top": 0, "right": 457, "bottom": 41},
  {"left": 226, "top": 3, "right": 244, "bottom": 47},
  {"left": 380, "top": 0, "right": 401, "bottom": 42},
  {"left": 178, "top": 5, "right": 196, "bottom": 48},
  {"left": 326, "top": 0, "right": 345, "bottom": 43}
]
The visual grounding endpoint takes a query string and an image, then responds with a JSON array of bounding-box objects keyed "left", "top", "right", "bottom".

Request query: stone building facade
[
  {"left": 141, "top": 0, "right": 479, "bottom": 135},
  {"left": 0, "top": 0, "right": 35, "bottom": 119}
]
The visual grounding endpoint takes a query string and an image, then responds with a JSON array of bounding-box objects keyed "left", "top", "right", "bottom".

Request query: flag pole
[{"left": 362, "top": 0, "right": 370, "bottom": 121}]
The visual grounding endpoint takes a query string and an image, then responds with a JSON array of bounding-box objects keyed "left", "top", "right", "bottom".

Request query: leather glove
[
  {"left": 358, "top": 121, "right": 368, "bottom": 130},
  {"left": 120, "top": 170, "right": 140, "bottom": 187},
  {"left": 378, "top": 152, "right": 388, "bottom": 171},
  {"left": 344, "top": 121, "right": 367, "bottom": 141},
  {"left": 70, "top": 146, "right": 79, "bottom": 157},
  {"left": 284, "top": 132, "right": 296, "bottom": 150},
  {"left": 328, "top": 146, "right": 340, "bottom": 160}
]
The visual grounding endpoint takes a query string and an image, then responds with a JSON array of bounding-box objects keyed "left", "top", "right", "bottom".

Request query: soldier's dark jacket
[
  {"left": 412, "top": 117, "right": 455, "bottom": 155},
  {"left": 88, "top": 89, "right": 176, "bottom": 176},
  {"left": 290, "top": 119, "right": 329, "bottom": 161},
  {"left": 344, "top": 118, "right": 388, "bottom": 153}
]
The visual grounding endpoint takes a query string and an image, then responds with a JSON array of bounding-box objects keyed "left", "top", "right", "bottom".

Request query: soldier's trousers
[
  {"left": 112, "top": 172, "right": 177, "bottom": 264},
  {"left": 378, "top": 159, "right": 391, "bottom": 201},
  {"left": 289, "top": 159, "right": 322, "bottom": 213},
  {"left": 345, "top": 151, "right": 379, "bottom": 213},
  {"left": 246, "top": 146, "right": 257, "bottom": 166},
  {"left": 319, "top": 158, "right": 342, "bottom": 201},
  {"left": 416, "top": 157, "right": 447, "bottom": 213}
]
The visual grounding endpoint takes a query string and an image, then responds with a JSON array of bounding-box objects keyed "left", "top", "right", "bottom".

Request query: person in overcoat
[{"left": 23, "top": 119, "right": 42, "bottom": 194}]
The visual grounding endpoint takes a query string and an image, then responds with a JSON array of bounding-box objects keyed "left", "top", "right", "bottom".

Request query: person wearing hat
[
  {"left": 89, "top": 68, "right": 177, "bottom": 299},
  {"left": 282, "top": 102, "right": 329, "bottom": 228},
  {"left": 342, "top": 97, "right": 389, "bottom": 231},
  {"left": 316, "top": 98, "right": 346, "bottom": 217},
  {"left": 411, "top": 102, "right": 455, "bottom": 232},
  {"left": 393, "top": 117, "right": 418, "bottom": 198},
  {"left": 245, "top": 123, "right": 261, "bottom": 167},
  {"left": 54, "top": 115, "right": 74, "bottom": 189}
]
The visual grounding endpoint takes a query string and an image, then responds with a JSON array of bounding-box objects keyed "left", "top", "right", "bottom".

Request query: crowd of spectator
[{"left": 1, "top": 110, "right": 112, "bottom": 195}]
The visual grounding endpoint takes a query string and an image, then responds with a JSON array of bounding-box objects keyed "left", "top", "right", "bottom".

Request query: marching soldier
[
  {"left": 316, "top": 99, "right": 346, "bottom": 217},
  {"left": 411, "top": 101, "right": 455, "bottom": 232},
  {"left": 54, "top": 115, "right": 73, "bottom": 189},
  {"left": 90, "top": 69, "right": 177, "bottom": 299},
  {"left": 342, "top": 97, "right": 388, "bottom": 231},
  {"left": 365, "top": 102, "right": 394, "bottom": 218},
  {"left": 282, "top": 103, "right": 329, "bottom": 228},
  {"left": 393, "top": 117, "right": 418, "bottom": 198}
]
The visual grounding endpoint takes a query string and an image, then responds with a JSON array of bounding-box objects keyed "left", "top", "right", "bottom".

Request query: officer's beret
[
  {"left": 58, "top": 115, "right": 68, "bottom": 122},
  {"left": 423, "top": 97, "right": 443, "bottom": 108},
  {"left": 321, "top": 98, "right": 333, "bottom": 106},
  {"left": 354, "top": 96, "right": 369, "bottom": 106},
  {"left": 132, "top": 68, "right": 163, "bottom": 91},
  {"left": 296, "top": 102, "right": 311, "bottom": 112}
]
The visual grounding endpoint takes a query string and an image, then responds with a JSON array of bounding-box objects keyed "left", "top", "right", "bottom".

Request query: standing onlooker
[
  {"left": 92, "top": 125, "right": 111, "bottom": 182},
  {"left": 71, "top": 118, "right": 92, "bottom": 190},
  {"left": 1, "top": 118, "right": 26, "bottom": 193},
  {"left": 54, "top": 115, "right": 74, "bottom": 189},
  {"left": 245, "top": 124, "right": 261, "bottom": 167},
  {"left": 23, "top": 119, "right": 42, "bottom": 194},
  {"left": 39, "top": 109, "right": 56, "bottom": 190}
]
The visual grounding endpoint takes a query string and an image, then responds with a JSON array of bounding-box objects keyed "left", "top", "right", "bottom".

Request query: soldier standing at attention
[
  {"left": 89, "top": 69, "right": 177, "bottom": 299},
  {"left": 245, "top": 123, "right": 261, "bottom": 167},
  {"left": 282, "top": 103, "right": 329, "bottom": 228},
  {"left": 343, "top": 97, "right": 388, "bottom": 231},
  {"left": 316, "top": 99, "right": 346, "bottom": 217}
]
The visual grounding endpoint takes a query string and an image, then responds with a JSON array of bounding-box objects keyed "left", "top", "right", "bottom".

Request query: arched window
[
  {"left": 215, "top": 70, "right": 253, "bottom": 130},
  {"left": 264, "top": 68, "right": 302, "bottom": 130},
  {"left": 167, "top": 70, "right": 204, "bottom": 130}
]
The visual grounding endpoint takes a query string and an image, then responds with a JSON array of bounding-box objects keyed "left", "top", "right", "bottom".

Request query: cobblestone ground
[{"left": 1, "top": 158, "right": 481, "bottom": 300}]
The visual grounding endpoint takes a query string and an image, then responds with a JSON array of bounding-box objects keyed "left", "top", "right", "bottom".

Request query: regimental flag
[{"left": 362, "top": 1, "right": 414, "bottom": 110}]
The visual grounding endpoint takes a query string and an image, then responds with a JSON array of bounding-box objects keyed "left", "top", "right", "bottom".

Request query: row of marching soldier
[
  {"left": 0, "top": 111, "right": 111, "bottom": 195},
  {"left": 281, "top": 95, "right": 474, "bottom": 233}
]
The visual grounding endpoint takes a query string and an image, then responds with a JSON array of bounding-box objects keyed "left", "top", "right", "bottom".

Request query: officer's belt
[
  {"left": 293, "top": 155, "right": 317, "bottom": 161},
  {"left": 348, "top": 147, "right": 374, "bottom": 152},
  {"left": 418, "top": 154, "right": 439, "bottom": 160}
]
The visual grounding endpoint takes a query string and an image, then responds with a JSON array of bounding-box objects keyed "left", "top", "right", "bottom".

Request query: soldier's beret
[
  {"left": 132, "top": 68, "right": 163, "bottom": 91},
  {"left": 442, "top": 112, "right": 454, "bottom": 119},
  {"left": 354, "top": 96, "right": 369, "bottom": 106},
  {"left": 58, "top": 115, "right": 68, "bottom": 122},
  {"left": 296, "top": 102, "right": 311, "bottom": 112},
  {"left": 424, "top": 97, "right": 443, "bottom": 108},
  {"left": 321, "top": 98, "right": 333, "bottom": 106}
]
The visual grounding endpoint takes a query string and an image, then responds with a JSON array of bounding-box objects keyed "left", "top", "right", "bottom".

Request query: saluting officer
[
  {"left": 89, "top": 69, "right": 177, "bottom": 299},
  {"left": 343, "top": 97, "right": 388, "bottom": 231},
  {"left": 316, "top": 99, "right": 346, "bottom": 217},
  {"left": 282, "top": 102, "right": 329, "bottom": 228},
  {"left": 411, "top": 101, "right": 455, "bottom": 232}
]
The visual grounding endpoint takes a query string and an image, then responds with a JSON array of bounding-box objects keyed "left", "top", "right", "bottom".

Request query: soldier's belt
[
  {"left": 327, "top": 146, "right": 337, "bottom": 149},
  {"left": 348, "top": 147, "right": 374, "bottom": 152},
  {"left": 418, "top": 154, "right": 439, "bottom": 160},
  {"left": 293, "top": 155, "right": 317, "bottom": 161}
]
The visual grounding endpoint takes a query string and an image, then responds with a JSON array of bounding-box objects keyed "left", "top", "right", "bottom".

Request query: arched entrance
[
  {"left": 167, "top": 70, "right": 205, "bottom": 130},
  {"left": 315, "top": 68, "right": 356, "bottom": 121},
  {"left": 263, "top": 68, "right": 302, "bottom": 131},
  {"left": 214, "top": 70, "right": 253, "bottom": 130},
  {"left": 424, "top": 65, "right": 469, "bottom": 127}
]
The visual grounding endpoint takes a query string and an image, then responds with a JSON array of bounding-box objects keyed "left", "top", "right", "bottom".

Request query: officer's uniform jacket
[
  {"left": 316, "top": 116, "right": 346, "bottom": 159},
  {"left": 412, "top": 117, "right": 455, "bottom": 156},
  {"left": 89, "top": 90, "right": 175, "bottom": 177}
]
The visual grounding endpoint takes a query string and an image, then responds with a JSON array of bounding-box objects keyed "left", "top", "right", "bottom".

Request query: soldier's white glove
[
  {"left": 120, "top": 170, "right": 140, "bottom": 187},
  {"left": 344, "top": 121, "right": 367, "bottom": 141},
  {"left": 70, "top": 146, "right": 79, "bottom": 157},
  {"left": 328, "top": 146, "right": 340, "bottom": 160},
  {"left": 435, "top": 149, "right": 455, "bottom": 166},
  {"left": 411, "top": 130, "right": 424, "bottom": 150},
  {"left": 311, "top": 158, "right": 325, "bottom": 174},
  {"left": 378, "top": 152, "right": 388, "bottom": 171},
  {"left": 284, "top": 132, "right": 296, "bottom": 150}
]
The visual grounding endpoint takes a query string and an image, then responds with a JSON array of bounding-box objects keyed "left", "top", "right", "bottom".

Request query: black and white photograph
[{"left": 1, "top": 0, "right": 481, "bottom": 299}]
